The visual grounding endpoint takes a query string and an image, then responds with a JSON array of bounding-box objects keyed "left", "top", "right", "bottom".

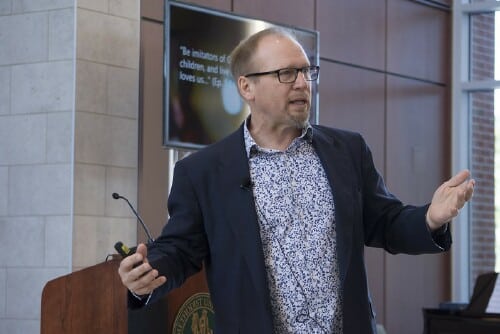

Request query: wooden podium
[
  {"left": 41, "top": 258, "right": 209, "bottom": 334},
  {"left": 41, "top": 258, "right": 129, "bottom": 334}
]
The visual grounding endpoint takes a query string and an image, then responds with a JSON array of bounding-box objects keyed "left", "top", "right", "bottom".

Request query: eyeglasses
[{"left": 244, "top": 65, "right": 320, "bottom": 83}]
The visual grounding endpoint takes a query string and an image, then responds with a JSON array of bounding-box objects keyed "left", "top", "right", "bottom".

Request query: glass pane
[
  {"left": 469, "top": 90, "right": 496, "bottom": 294},
  {"left": 470, "top": 12, "right": 495, "bottom": 81}
]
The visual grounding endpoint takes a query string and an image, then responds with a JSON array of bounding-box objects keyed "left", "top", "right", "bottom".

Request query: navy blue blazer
[{"left": 138, "top": 124, "right": 451, "bottom": 333}]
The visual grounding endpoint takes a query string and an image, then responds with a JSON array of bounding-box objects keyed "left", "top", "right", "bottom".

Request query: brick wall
[{"left": 470, "top": 13, "right": 495, "bottom": 291}]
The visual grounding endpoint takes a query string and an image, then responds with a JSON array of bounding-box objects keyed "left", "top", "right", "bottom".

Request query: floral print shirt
[{"left": 244, "top": 121, "right": 342, "bottom": 333}]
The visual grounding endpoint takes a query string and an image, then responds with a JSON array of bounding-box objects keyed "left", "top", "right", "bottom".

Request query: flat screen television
[{"left": 164, "top": 1, "right": 320, "bottom": 149}]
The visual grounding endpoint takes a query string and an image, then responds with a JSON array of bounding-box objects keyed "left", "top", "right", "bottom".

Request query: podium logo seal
[{"left": 172, "top": 292, "right": 214, "bottom": 334}]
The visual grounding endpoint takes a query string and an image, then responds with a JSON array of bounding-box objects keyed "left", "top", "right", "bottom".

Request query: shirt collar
[{"left": 243, "top": 117, "right": 313, "bottom": 158}]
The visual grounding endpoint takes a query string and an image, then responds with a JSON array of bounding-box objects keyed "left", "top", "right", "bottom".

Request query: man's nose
[{"left": 293, "top": 71, "right": 309, "bottom": 88}]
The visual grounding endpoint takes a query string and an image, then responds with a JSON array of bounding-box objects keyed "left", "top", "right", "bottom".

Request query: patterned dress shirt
[{"left": 244, "top": 121, "right": 342, "bottom": 333}]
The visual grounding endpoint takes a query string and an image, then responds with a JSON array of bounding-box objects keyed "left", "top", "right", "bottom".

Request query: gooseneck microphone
[
  {"left": 114, "top": 241, "right": 137, "bottom": 258},
  {"left": 112, "top": 192, "right": 155, "bottom": 243}
]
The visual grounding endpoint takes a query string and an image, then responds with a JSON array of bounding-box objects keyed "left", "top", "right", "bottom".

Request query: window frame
[{"left": 452, "top": 0, "right": 500, "bottom": 302}]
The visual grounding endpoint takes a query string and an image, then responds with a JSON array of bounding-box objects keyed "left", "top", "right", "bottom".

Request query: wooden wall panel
[
  {"left": 317, "top": 0, "right": 386, "bottom": 70},
  {"left": 386, "top": 76, "right": 447, "bottom": 201},
  {"left": 365, "top": 248, "right": 386, "bottom": 327},
  {"left": 387, "top": 0, "right": 450, "bottom": 83},
  {"left": 385, "top": 75, "right": 450, "bottom": 334},
  {"left": 318, "top": 61, "right": 385, "bottom": 170},
  {"left": 318, "top": 61, "right": 387, "bottom": 323},
  {"left": 141, "top": 0, "right": 164, "bottom": 21},
  {"left": 431, "top": 0, "right": 451, "bottom": 7},
  {"left": 181, "top": 0, "right": 232, "bottom": 11},
  {"left": 385, "top": 252, "right": 450, "bottom": 334},
  {"left": 141, "top": 0, "right": 232, "bottom": 22},
  {"left": 233, "top": 0, "right": 314, "bottom": 30},
  {"left": 138, "top": 20, "right": 170, "bottom": 241}
]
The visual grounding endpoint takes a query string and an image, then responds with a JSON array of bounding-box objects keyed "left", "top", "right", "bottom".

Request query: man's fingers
[
  {"left": 129, "top": 269, "right": 167, "bottom": 296},
  {"left": 454, "top": 178, "right": 475, "bottom": 204},
  {"left": 451, "top": 179, "right": 475, "bottom": 212},
  {"left": 118, "top": 252, "right": 143, "bottom": 277},
  {"left": 135, "top": 279, "right": 167, "bottom": 296},
  {"left": 117, "top": 242, "right": 167, "bottom": 296},
  {"left": 118, "top": 252, "right": 150, "bottom": 287},
  {"left": 135, "top": 243, "right": 148, "bottom": 261},
  {"left": 122, "top": 262, "right": 153, "bottom": 290},
  {"left": 465, "top": 179, "right": 475, "bottom": 201},
  {"left": 428, "top": 172, "right": 475, "bottom": 228},
  {"left": 446, "top": 169, "right": 471, "bottom": 188},
  {"left": 131, "top": 262, "right": 153, "bottom": 279},
  {"left": 118, "top": 243, "right": 149, "bottom": 278}
]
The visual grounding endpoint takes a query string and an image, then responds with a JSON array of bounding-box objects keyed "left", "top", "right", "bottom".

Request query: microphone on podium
[
  {"left": 112, "top": 192, "right": 154, "bottom": 258},
  {"left": 114, "top": 241, "right": 137, "bottom": 258}
]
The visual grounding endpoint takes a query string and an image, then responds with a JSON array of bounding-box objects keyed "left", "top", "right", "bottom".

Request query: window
[{"left": 452, "top": 0, "right": 500, "bottom": 302}]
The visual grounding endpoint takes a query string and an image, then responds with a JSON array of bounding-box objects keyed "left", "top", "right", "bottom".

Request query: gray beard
[{"left": 291, "top": 112, "right": 310, "bottom": 129}]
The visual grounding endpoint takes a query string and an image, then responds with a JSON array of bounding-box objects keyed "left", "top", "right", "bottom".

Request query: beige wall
[
  {"left": 140, "top": 1, "right": 452, "bottom": 334},
  {"left": 73, "top": 0, "right": 140, "bottom": 271},
  {"left": 0, "top": 0, "right": 140, "bottom": 332},
  {"left": 0, "top": 2, "right": 74, "bottom": 333}
]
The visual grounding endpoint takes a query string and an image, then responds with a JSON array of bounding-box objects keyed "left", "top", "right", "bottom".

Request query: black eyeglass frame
[{"left": 244, "top": 65, "right": 320, "bottom": 83}]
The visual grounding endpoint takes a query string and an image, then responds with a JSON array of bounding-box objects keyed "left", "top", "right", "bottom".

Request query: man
[{"left": 118, "top": 28, "right": 475, "bottom": 333}]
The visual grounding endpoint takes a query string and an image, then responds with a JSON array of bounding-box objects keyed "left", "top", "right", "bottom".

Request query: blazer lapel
[
  {"left": 212, "top": 125, "right": 356, "bottom": 300},
  {"left": 312, "top": 127, "right": 355, "bottom": 287},
  {"left": 215, "top": 127, "right": 271, "bottom": 309}
]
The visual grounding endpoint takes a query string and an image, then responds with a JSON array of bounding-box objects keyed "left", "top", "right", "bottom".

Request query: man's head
[
  {"left": 230, "top": 27, "right": 297, "bottom": 81},
  {"left": 229, "top": 28, "right": 317, "bottom": 130}
]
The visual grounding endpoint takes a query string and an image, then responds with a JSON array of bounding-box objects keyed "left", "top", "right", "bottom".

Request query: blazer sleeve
[
  {"left": 357, "top": 134, "right": 451, "bottom": 254},
  {"left": 144, "top": 159, "right": 210, "bottom": 305}
]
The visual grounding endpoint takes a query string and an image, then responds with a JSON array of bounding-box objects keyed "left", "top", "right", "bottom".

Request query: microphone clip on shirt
[{"left": 240, "top": 177, "right": 254, "bottom": 191}]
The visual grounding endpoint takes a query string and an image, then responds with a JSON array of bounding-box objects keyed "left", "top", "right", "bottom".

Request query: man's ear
[{"left": 237, "top": 76, "right": 254, "bottom": 101}]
